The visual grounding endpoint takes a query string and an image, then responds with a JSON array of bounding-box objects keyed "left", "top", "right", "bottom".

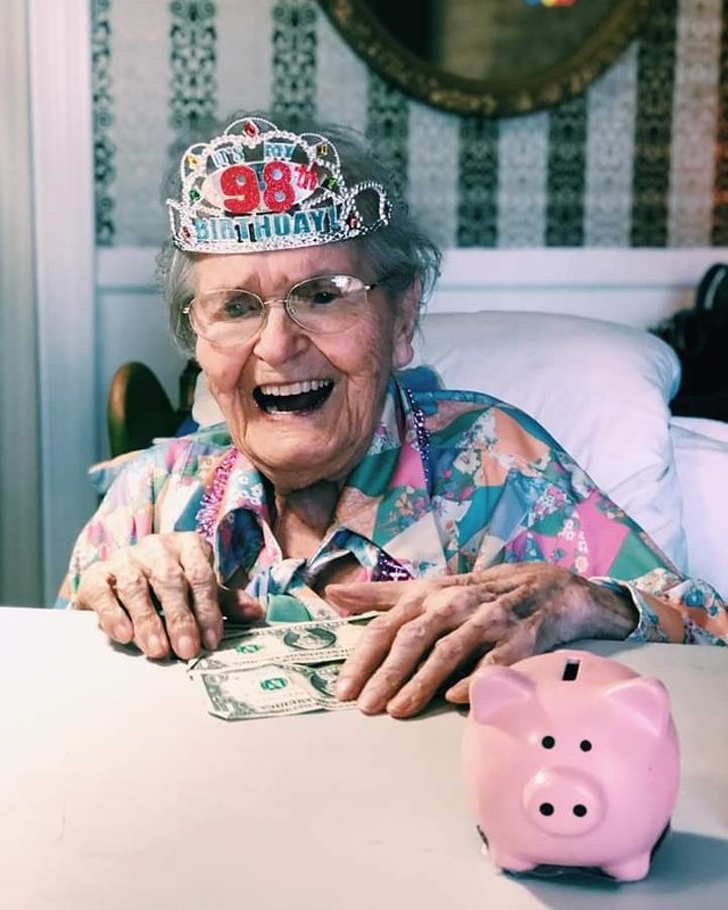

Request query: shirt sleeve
[
  {"left": 55, "top": 439, "right": 209, "bottom": 608},
  {"left": 501, "top": 447, "right": 727, "bottom": 646}
]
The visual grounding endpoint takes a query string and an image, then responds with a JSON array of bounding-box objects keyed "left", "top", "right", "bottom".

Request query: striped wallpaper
[{"left": 92, "top": 0, "right": 728, "bottom": 250}]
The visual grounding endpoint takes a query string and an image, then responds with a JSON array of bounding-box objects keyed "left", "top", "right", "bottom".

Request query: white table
[{"left": 0, "top": 607, "right": 726, "bottom": 910}]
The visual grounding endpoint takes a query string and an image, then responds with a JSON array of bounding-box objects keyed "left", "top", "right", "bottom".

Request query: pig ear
[
  {"left": 469, "top": 665, "right": 536, "bottom": 725},
  {"left": 603, "top": 676, "right": 671, "bottom": 735}
]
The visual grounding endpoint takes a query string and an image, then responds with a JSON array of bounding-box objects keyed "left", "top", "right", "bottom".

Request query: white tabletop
[{"left": 0, "top": 607, "right": 726, "bottom": 910}]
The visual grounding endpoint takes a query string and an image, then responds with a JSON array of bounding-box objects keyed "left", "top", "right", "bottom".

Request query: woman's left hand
[{"left": 326, "top": 563, "right": 637, "bottom": 718}]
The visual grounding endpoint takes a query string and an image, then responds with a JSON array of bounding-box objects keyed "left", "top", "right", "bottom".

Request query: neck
[{"left": 271, "top": 480, "right": 341, "bottom": 559}]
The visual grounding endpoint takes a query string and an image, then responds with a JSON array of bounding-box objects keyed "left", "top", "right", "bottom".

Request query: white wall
[{"left": 430, "top": 248, "right": 720, "bottom": 324}]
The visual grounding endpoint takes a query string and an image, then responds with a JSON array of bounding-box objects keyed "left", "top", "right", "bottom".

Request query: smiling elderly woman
[{"left": 58, "top": 113, "right": 727, "bottom": 718}]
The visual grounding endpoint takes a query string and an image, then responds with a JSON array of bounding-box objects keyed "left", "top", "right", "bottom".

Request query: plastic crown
[{"left": 166, "top": 117, "right": 391, "bottom": 254}]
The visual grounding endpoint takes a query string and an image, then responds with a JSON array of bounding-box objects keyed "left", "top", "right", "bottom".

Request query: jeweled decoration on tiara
[{"left": 167, "top": 117, "right": 391, "bottom": 254}]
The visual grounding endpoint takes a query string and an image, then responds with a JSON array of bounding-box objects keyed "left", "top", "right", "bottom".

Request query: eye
[
  {"left": 295, "top": 275, "right": 362, "bottom": 308},
  {"left": 580, "top": 739, "right": 592, "bottom": 752},
  {"left": 541, "top": 735, "right": 556, "bottom": 749},
  {"left": 299, "top": 278, "right": 345, "bottom": 307},
  {"left": 218, "top": 291, "right": 261, "bottom": 320},
  {"left": 309, "top": 289, "right": 339, "bottom": 306}
]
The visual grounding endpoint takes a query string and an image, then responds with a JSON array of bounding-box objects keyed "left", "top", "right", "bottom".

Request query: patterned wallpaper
[{"left": 92, "top": 0, "right": 728, "bottom": 250}]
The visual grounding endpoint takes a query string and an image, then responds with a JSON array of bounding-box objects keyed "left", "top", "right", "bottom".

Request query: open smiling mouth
[{"left": 253, "top": 379, "right": 335, "bottom": 414}]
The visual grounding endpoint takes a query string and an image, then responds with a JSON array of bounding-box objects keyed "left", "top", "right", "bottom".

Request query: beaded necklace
[{"left": 196, "top": 445, "right": 239, "bottom": 545}]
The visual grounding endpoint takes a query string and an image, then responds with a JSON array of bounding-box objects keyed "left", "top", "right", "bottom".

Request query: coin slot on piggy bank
[{"left": 462, "top": 650, "right": 680, "bottom": 882}]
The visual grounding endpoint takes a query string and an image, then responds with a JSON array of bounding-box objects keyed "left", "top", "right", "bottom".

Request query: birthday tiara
[{"left": 167, "top": 117, "right": 392, "bottom": 254}]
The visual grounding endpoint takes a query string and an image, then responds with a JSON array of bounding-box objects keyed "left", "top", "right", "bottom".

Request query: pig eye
[
  {"left": 580, "top": 739, "right": 592, "bottom": 752},
  {"left": 541, "top": 735, "right": 556, "bottom": 749}
]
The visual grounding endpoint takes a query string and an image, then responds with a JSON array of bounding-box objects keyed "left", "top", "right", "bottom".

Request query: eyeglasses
[{"left": 183, "top": 273, "right": 378, "bottom": 346}]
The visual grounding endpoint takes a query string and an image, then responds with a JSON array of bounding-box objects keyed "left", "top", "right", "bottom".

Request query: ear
[
  {"left": 603, "top": 676, "right": 671, "bottom": 736},
  {"left": 391, "top": 277, "right": 420, "bottom": 371},
  {"left": 469, "top": 664, "right": 536, "bottom": 725}
]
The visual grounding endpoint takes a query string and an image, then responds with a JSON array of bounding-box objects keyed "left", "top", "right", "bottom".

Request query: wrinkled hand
[
  {"left": 74, "top": 532, "right": 263, "bottom": 659},
  {"left": 326, "top": 563, "right": 637, "bottom": 718}
]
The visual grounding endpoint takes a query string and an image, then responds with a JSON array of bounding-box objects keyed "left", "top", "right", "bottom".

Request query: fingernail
[
  {"left": 387, "top": 695, "right": 412, "bottom": 714},
  {"left": 387, "top": 694, "right": 410, "bottom": 715},
  {"left": 176, "top": 634, "right": 196, "bottom": 658},
  {"left": 357, "top": 690, "right": 381, "bottom": 714},
  {"left": 112, "top": 622, "right": 131, "bottom": 643},
  {"left": 335, "top": 677, "right": 355, "bottom": 700},
  {"left": 203, "top": 628, "right": 219, "bottom": 650},
  {"left": 445, "top": 682, "right": 469, "bottom": 703},
  {"left": 146, "top": 633, "right": 164, "bottom": 656}
]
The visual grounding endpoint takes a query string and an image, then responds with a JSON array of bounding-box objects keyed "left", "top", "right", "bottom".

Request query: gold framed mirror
[{"left": 317, "top": 0, "right": 657, "bottom": 117}]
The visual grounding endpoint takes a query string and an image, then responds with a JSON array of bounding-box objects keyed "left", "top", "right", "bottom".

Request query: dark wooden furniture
[{"left": 107, "top": 361, "right": 180, "bottom": 457}]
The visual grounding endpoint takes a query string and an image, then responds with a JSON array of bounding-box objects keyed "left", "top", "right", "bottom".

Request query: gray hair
[{"left": 157, "top": 111, "right": 442, "bottom": 354}]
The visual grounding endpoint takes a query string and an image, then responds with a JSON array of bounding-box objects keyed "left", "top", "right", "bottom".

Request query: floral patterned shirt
[{"left": 57, "top": 379, "right": 727, "bottom": 644}]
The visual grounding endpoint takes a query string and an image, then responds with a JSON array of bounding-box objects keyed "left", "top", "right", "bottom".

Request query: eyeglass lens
[{"left": 189, "top": 274, "right": 371, "bottom": 343}]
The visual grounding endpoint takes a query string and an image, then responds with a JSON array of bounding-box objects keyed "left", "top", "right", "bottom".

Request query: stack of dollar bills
[{"left": 187, "top": 614, "right": 376, "bottom": 720}]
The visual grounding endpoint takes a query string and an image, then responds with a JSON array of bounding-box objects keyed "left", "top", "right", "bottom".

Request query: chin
[{"left": 261, "top": 433, "right": 362, "bottom": 487}]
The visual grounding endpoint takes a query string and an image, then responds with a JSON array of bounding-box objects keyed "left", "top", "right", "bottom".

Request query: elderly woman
[{"left": 59, "top": 114, "right": 726, "bottom": 718}]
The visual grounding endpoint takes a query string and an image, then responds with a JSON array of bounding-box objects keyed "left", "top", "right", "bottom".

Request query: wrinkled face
[{"left": 192, "top": 243, "right": 417, "bottom": 492}]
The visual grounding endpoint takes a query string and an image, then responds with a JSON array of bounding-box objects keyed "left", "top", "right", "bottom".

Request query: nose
[
  {"left": 523, "top": 768, "right": 605, "bottom": 836},
  {"left": 251, "top": 300, "right": 309, "bottom": 364}
]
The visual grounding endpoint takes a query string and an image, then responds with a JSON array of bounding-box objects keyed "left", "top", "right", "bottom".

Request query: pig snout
[{"left": 523, "top": 768, "right": 605, "bottom": 836}]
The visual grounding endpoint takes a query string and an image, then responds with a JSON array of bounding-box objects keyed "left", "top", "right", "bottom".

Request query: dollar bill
[
  {"left": 188, "top": 613, "right": 377, "bottom": 674},
  {"left": 196, "top": 660, "right": 354, "bottom": 720}
]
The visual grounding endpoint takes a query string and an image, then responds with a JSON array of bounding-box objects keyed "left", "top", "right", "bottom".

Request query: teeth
[{"left": 258, "top": 379, "right": 332, "bottom": 396}]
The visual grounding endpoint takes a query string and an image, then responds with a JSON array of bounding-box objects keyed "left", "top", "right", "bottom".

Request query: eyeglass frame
[{"left": 181, "top": 272, "right": 381, "bottom": 345}]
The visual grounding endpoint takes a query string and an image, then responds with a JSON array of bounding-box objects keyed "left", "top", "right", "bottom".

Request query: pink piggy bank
[{"left": 462, "top": 650, "right": 680, "bottom": 882}]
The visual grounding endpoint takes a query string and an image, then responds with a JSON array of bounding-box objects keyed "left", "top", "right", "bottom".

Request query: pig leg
[
  {"left": 487, "top": 848, "right": 536, "bottom": 874},
  {"left": 476, "top": 829, "right": 537, "bottom": 874},
  {"left": 602, "top": 852, "right": 651, "bottom": 882}
]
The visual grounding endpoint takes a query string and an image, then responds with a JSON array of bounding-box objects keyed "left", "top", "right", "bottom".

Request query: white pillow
[
  {"left": 192, "top": 310, "right": 686, "bottom": 569},
  {"left": 670, "top": 417, "right": 728, "bottom": 597},
  {"left": 412, "top": 311, "right": 687, "bottom": 569}
]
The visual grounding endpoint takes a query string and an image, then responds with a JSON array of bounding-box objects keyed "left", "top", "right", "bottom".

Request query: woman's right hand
[{"left": 73, "top": 531, "right": 263, "bottom": 660}]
